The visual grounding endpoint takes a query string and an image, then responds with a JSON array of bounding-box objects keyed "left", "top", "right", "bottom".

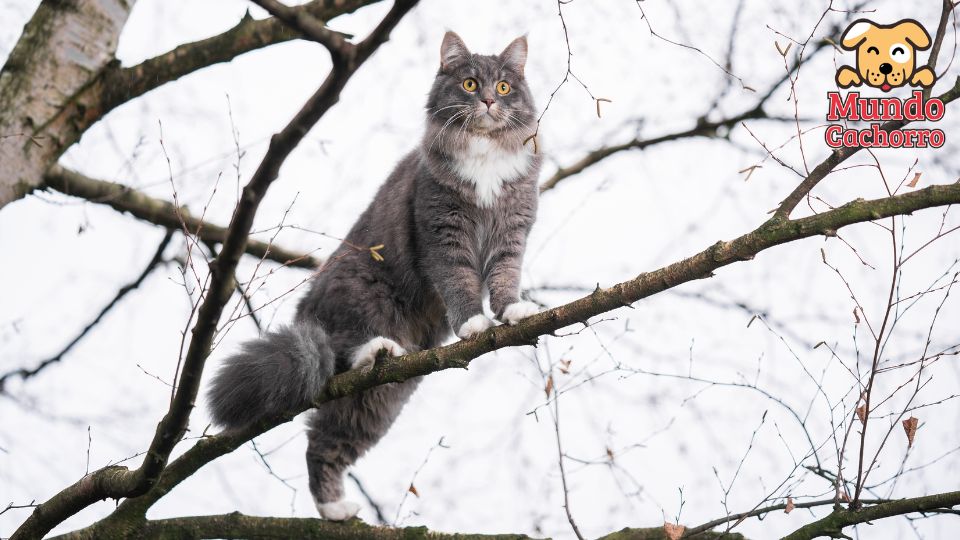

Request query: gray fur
[{"left": 206, "top": 31, "right": 540, "bottom": 509}]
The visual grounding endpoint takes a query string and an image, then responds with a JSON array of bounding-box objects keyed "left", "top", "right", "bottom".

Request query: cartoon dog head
[{"left": 836, "top": 18, "right": 935, "bottom": 91}]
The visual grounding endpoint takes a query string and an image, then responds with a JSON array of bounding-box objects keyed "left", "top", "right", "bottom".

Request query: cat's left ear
[{"left": 500, "top": 35, "right": 528, "bottom": 77}]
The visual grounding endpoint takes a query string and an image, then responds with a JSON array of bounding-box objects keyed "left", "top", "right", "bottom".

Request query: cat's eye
[
  {"left": 462, "top": 78, "right": 478, "bottom": 92},
  {"left": 496, "top": 81, "right": 511, "bottom": 95}
]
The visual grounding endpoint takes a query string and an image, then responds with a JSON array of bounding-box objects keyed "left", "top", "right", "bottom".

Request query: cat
[{"left": 207, "top": 31, "right": 541, "bottom": 521}]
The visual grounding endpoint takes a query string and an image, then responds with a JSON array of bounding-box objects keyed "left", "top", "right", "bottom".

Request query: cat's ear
[
  {"left": 440, "top": 31, "right": 470, "bottom": 71},
  {"left": 499, "top": 35, "right": 528, "bottom": 77}
]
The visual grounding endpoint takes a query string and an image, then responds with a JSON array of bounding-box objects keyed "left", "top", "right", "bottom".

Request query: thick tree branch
[
  {"left": 8, "top": 2, "right": 418, "bottom": 538},
  {"left": 251, "top": 0, "right": 354, "bottom": 56},
  {"left": 50, "top": 512, "right": 542, "bottom": 540},
  {"left": 94, "top": 0, "right": 380, "bottom": 124},
  {"left": 71, "top": 179, "right": 960, "bottom": 539},
  {"left": 782, "top": 490, "right": 960, "bottom": 540},
  {"left": 43, "top": 166, "right": 321, "bottom": 269}
]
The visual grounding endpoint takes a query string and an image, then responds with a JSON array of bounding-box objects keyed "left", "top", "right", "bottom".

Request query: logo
[{"left": 826, "top": 18, "right": 944, "bottom": 149}]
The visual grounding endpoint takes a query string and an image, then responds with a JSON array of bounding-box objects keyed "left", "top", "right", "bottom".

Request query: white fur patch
[
  {"left": 452, "top": 136, "right": 532, "bottom": 207},
  {"left": 457, "top": 314, "right": 494, "bottom": 339},
  {"left": 501, "top": 301, "right": 539, "bottom": 325},
  {"left": 316, "top": 499, "right": 360, "bottom": 521},
  {"left": 351, "top": 336, "right": 405, "bottom": 373},
  {"left": 842, "top": 21, "right": 873, "bottom": 43}
]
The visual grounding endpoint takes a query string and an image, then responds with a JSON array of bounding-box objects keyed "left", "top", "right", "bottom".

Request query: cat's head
[{"left": 426, "top": 32, "right": 536, "bottom": 146}]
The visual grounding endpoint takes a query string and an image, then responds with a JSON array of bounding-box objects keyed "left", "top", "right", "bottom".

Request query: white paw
[
  {"left": 316, "top": 499, "right": 361, "bottom": 521},
  {"left": 457, "top": 314, "right": 494, "bottom": 339},
  {"left": 351, "top": 336, "right": 406, "bottom": 373},
  {"left": 501, "top": 301, "right": 539, "bottom": 325}
]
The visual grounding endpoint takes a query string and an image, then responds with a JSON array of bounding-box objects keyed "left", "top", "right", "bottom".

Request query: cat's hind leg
[{"left": 307, "top": 337, "right": 419, "bottom": 521}]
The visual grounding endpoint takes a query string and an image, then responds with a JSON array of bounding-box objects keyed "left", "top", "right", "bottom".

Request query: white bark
[{"left": 0, "top": 0, "right": 134, "bottom": 207}]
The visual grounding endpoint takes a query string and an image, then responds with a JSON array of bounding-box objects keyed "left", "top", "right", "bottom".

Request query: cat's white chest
[{"left": 452, "top": 136, "right": 532, "bottom": 207}]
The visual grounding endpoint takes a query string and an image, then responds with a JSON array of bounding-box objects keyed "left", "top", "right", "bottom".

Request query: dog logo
[{"left": 835, "top": 19, "right": 936, "bottom": 92}]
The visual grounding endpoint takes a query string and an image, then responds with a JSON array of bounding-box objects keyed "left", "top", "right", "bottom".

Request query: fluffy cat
[{"left": 207, "top": 31, "right": 541, "bottom": 521}]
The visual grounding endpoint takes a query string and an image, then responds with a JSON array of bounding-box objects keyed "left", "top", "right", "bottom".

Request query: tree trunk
[{"left": 0, "top": 0, "right": 133, "bottom": 207}]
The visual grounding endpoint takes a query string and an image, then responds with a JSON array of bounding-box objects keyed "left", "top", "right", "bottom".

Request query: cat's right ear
[{"left": 440, "top": 31, "right": 470, "bottom": 71}]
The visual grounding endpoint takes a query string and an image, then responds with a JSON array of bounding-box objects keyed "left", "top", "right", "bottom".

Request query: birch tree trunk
[{"left": 0, "top": 0, "right": 132, "bottom": 207}]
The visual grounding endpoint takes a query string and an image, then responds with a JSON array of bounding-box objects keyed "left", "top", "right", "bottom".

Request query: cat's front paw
[
  {"left": 457, "top": 314, "right": 494, "bottom": 339},
  {"left": 316, "top": 499, "right": 361, "bottom": 521},
  {"left": 501, "top": 301, "right": 540, "bottom": 325},
  {"left": 351, "top": 336, "right": 406, "bottom": 373}
]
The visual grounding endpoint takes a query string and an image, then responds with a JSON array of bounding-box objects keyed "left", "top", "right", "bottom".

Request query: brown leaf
[
  {"left": 775, "top": 41, "right": 792, "bottom": 58},
  {"left": 408, "top": 483, "right": 419, "bottom": 498},
  {"left": 558, "top": 359, "right": 572, "bottom": 374},
  {"left": 785, "top": 496, "right": 795, "bottom": 514},
  {"left": 663, "top": 522, "right": 685, "bottom": 540},
  {"left": 856, "top": 404, "right": 867, "bottom": 424},
  {"left": 595, "top": 97, "right": 612, "bottom": 118},
  {"left": 606, "top": 447, "right": 615, "bottom": 461},
  {"left": 902, "top": 416, "right": 919, "bottom": 448},
  {"left": 838, "top": 488, "right": 851, "bottom": 502},
  {"left": 544, "top": 375, "right": 554, "bottom": 398},
  {"left": 907, "top": 172, "right": 922, "bottom": 188},
  {"left": 852, "top": 307, "right": 860, "bottom": 324}
]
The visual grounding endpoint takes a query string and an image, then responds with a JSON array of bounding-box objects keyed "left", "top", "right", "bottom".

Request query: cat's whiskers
[{"left": 430, "top": 107, "right": 470, "bottom": 150}]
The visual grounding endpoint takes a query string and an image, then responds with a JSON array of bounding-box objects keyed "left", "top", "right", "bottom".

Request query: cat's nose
[{"left": 481, "top": 98, "right": 495, "bottom": 108}]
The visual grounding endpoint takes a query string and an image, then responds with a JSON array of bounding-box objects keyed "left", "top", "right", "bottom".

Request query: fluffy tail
[{"left": 207, "top": 321, "right": 336, "bottom": 430}]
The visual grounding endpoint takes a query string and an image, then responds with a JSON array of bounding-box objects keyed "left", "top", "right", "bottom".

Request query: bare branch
[
  {"left": 43, "top": 166, "right": 321, "bottom": 269},
  {"left": 86, "top": 179, "right": 960, "bottom": 535},
  {"left": 782, "top": 490, "right": 960, "bottom": 540},
  {"left": 8, "top": 2, "right": 419, "bottom": 538},
  {"left": 0, "top": 230, "right": 173, "bottom": 391}
]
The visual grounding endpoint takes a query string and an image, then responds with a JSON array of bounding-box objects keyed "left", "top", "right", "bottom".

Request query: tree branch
[
  {"left": 50, "top": 512, "right": 543, "bottom": 540},
  {"left": 43, "top": 165, "right": 321, "bottom": 269},
  {"left": 782, "top": 490, "right": 960, "bottom": 540},
  {"left": 94, "top": 0, "right": 381, "bottom": 124},
  {"left": 8, "top": 2, "right": 419, "bottom": 538},
  {"left": 72, "top": 178, "right": 960, "bottom": 538},
  {"left": 0, "top": 230, "right": 173, "bottom": 391},
  {"left": 538, "top": 29, "right": 841, "bottom": 194}
]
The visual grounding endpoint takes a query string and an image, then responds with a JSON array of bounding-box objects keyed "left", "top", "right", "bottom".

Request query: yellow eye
[
  {"left": 462, "top": 78, "right": 478, "bottom": 92},
  {"left": 496, "top": 81, "right": 511, "bottom": 95}
]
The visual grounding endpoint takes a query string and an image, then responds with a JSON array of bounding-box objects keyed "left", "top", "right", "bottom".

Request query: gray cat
[{"left": 207, "top": 31, "right": 541, "bottom": 520}]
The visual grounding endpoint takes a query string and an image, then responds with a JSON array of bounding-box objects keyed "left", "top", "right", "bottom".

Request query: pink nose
[{"left": 481, "top": 98, "right": 494, "bottom": 108}]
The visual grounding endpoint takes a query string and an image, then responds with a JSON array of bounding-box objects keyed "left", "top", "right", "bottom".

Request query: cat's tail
[{"left": 206, "top": 321, "right": 336, "bottom": 430}]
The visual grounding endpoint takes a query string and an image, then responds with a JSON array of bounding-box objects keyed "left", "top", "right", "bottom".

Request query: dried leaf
[
  {"left": 785, "top": 496, "right": 795, "bottom": 514},
  {"left": 907, "top": 172, "right": 922, "bottom": 188},
  {"left": 369, "top": 244, "right": 385, "bottom": 262},
  {"left": 813, "top": 341, "right": 825, "bottom": 349},
  {"left": 558, "top": 359, "right": 572, "bottom": 374},
  {"left": 595, "top": 97, "right": 612, "bottom": 118},
  {"left": 775, "top": 41, "right": 792, "bottom": 57},
  {"left": 838, "top": 488, "right": 851, "bottom": 502},
  {"left": 408, "top": 483, "right": 420, "bottom": 497},
  {"left": 856, "top": 404, "right": 867, "bottom": 424},
  {"left": 902, "top": 416, "right": 919, "bottom": 448},
  {"left": 663, "top": 522, "right": 685, "bottom": 540},
  {"left": 544, "top": 375, "right": 554, "bottom": 398},
  {"left": 738, "top": 164, "right": 761, "bottom": 182},
  {"left": 606, "top": 447, "right": 615, "bottom": 461},
  {"left": 852, "top": 307, "right": 860, "bottom": 324}
]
